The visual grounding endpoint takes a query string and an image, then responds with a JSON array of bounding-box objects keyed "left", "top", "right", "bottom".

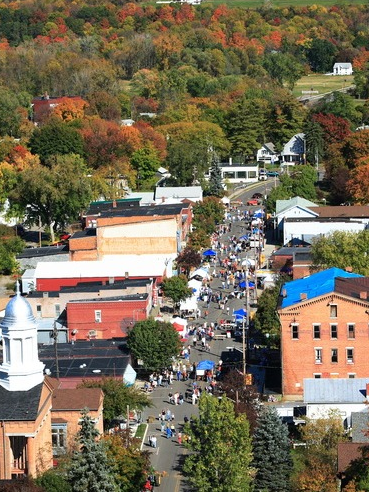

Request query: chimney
[
  {"left": 282, "top": 289, "right": 287, "bottom": 297},
  {"left": 229, "top": 157, "right": 232, "bottom": 166},
  {"left": 162, "top": 196, "right": 165, "bottom": 203},
  {"left": 360, "top": 291, "right": 367, "bottom": 300},
  {"left": 300, "top": 293, "right": 307, "bottom": 300},
  {"left": 112, "top": 200, "right": 117, "bottom": 208}
]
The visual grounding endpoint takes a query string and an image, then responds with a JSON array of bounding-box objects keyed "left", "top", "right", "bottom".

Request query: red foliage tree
[{"left": 312, "top": 113, "right": 352, "bottom": 145}]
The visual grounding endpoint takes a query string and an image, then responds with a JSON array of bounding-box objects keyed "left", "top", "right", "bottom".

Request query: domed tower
[{"left": 0, "top": 286, "right": 44, "bottom": 391}]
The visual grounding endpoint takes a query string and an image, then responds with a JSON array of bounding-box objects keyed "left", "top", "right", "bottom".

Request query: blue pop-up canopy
[
  {"left": 202, "top": 249, "right": 216, "bottom": 257},
  {"left": 196, "top": 360, "right": 216, "bottom": 371},
  {"left": 239, "top": 280, "right": 255, "bottom": 289},
  {"left": 233, "top": 308, "right": 247, "bottom": 321},
  {"left": 239, "top": 235, "right": 249, "bottom": 240}
]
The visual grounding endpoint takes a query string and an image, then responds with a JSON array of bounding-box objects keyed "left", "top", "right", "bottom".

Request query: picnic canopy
[
  {"left": 202, "top": 249, "right": 216, "bottom": 257},
  {"left": 190, "top": 267, "right": 210, "bottom": 280},
  {"left": 196, "top": 360, "right": 216, "bottom": 371}
]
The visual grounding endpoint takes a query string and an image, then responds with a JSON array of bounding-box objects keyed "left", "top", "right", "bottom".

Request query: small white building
[
  {"left": 219, "top": 159, "right": 259, "bottom": 185},
  {"left": 304, "top": 378, "right": 369, "bottom": 427},
  {"left": 333, "top": 63, "right": 353, "bottom": 76},
  {"left": 280, "top": 133, "right": 305, "bottom": 166}
]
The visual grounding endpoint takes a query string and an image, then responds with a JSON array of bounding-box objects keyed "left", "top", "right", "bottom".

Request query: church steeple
[{"left": 0, "top": 285, "right": 44, "bottom": 391}]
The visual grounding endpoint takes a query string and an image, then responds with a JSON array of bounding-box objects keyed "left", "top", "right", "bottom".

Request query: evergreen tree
[
  {"left": 68, "top": 408, "right": 117, "bottom": 492},
  {"left": 304, "top": 119, "right": 324, "bottom": 168},
  {"left": 208, "top": 154, "right": 224, "bottom": 197},
  {"left": 183, "top": 393, "right": 254, "bottom": 492},
  {"left": 253, "top": 407, "right": 293, "bottom": 492}
]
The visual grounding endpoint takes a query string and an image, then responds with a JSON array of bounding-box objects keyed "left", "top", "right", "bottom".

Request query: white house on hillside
[
  {"left": 333, "top": 63, "right": 353, "bottom": 76},
  {"left": 256, "top": 142, "right": 279, "bottom": 164},
  {"left": 280, "top": 133, "right": 305, "bottom": 167}
]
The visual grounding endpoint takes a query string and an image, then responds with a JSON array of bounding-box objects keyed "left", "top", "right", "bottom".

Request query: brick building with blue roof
[{"left": 278, "top": 268, "right": 369, "bottom": 399}]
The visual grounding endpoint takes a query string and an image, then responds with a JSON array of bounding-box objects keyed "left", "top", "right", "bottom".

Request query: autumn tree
[
  {"left": 311, "top": 230, "right": 369, "bottom": 275},
  {"left": 183, "top": 393, "right": 254, "bottom": 492},
  {"left": 293, "top": 411, "right": 347, "bottom": 492},
  {"left": 347, "top": 163, "right": 369, "bottom": 203},
  {"left": 104, "top": 430, "right": 150, "bottom": 492},
  {"left": 127, "top": 319, "right": 182, "bottom": 371},
  {"left": 218, "top": 369, "right": 261, "bottom": 433},
  {"left": 51, "top": 97, "right": 89, "bottom": 122},
  {"left": 130, "top": 145, "right": 161, "bottom": 190},
  {"left": 176, "top": 246, "right": 202, "bottom": 276}
]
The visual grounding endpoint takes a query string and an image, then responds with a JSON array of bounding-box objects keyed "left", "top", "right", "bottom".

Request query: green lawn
[
  {"left": 292, "top": 74, "right": 355, "bottom": 98},
  {"left": 135, "top": 423, "right": 147, "bottom": 440}
]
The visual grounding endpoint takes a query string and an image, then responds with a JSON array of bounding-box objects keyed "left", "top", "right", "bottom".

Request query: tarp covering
[
  {"left": 188, "top": 278, "right": 202, "bottom": 293},
  {"left": 123, "top": 363, "right": 137, "bottom": 386},
  {"left": 196, "top": 360, "right": 216, "bottom": 371},
  {"left": 280, "top": 267, "right": 362, "bottom": 309}
]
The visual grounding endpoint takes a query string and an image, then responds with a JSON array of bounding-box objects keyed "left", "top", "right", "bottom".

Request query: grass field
[{"left": 292, "top": 74, "right": 355, "bottom": 98}]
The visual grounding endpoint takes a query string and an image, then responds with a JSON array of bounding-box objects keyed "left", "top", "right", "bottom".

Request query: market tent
[
  {"left": 239, "top": 235, "right": 249, "bottom": 240},
  {"left": 179, "top": 296, "right": 198, "bottom": 312},
  {"left": 241, "top": 258, "right": 256, "bottom": 267},
  {"left": 239, "top": 280, "right": 255, "bottom": 289},
  {"left": 221, "top": 196, "right": 230, "bottom": 205},
  {"left": 202, "top": 249, "right": 216, "bottom": 257},
  {"left": 196, "top": 360, "right": 216, "bottom": 371},
  {"left": 190, "top": 267, "right": 210, "bottom": 280},
  {"left": 188, "top": 278, "right": 202, "bottom": 294},
  {"left": 233, "top": 308, "right": 247, "bottom": 318},
  {"left": 123, "top": 364, "right": 137, "bottom": 386}
]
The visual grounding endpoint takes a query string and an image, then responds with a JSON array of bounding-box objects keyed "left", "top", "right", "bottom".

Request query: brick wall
[{"left": 280, "top": 294, "right": 369, "bottom": 399}]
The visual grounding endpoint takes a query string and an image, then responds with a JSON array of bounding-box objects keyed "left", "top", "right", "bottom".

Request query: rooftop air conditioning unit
[{"left": 89, "top": 330, "right": 97, "bottom": 337}]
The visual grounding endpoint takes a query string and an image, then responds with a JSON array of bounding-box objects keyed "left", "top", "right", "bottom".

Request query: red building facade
[{"left": 67, "top": 294, "right": 149, "bottom": 341}]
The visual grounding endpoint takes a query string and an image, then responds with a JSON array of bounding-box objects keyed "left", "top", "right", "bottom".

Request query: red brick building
[
  {"left": 278, "top": 269, "right": 369, "bottom": 400},
  {"left": 67, "top": 293, "right": 149, "bottom": 340}
]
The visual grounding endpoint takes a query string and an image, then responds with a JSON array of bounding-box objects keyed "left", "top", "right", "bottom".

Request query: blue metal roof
[{"left": 280, "top": 267, "right": 363, "bottom": 308}]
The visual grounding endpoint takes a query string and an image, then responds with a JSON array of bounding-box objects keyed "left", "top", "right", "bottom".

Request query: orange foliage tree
[
  {"left": 347, "top": 162, "right": 369, "bottom": 203},
  {"left": 52, "top": 97, "right": 89, "bottom": 122}
]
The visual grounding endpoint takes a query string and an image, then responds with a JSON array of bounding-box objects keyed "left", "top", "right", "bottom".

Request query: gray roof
[
  {"left": 154, "top": 186, "right": 202, "bottom": 200},
  {"left": 276, "top": 196, "right": 318, "bottom": 215},
  {"left": 351, "top": 412, "right": 369, "bottom": 442},
  {"left": 17, "top": 245, "right": 68, "bottom": 259},
  {"left": 0, "top": 383, "right": 43, "bottom": 420},
  {"left": 304, "top": 378, "right": 369, "bottom": 404}
]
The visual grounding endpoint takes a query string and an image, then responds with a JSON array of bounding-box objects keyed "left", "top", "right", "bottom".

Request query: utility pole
[{"left": 242, "top": 270, "right": 251, "bottom": 377}]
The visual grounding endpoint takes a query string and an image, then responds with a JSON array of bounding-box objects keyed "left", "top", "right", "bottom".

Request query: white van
[{"left": 258, "top": 169, "right": 267, "bottom": 181}]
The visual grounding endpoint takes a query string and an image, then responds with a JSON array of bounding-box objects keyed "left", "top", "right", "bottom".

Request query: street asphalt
[{"left": 140, "top": 181, "right": 278, "bottom": 491}]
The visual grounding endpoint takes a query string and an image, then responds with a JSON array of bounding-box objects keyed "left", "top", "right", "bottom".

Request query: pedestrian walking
[{"left": 178, "top": 432, "right": 182, "bottom": 445}]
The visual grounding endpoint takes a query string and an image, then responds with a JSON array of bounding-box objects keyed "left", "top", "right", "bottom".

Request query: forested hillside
[{"left": 1, "top": 0, "right": 369, "bottom": 233}]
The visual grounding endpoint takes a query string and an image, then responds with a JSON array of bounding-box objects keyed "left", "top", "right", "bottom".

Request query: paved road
[{"left": 141, "top": 187, "right": 278, "bottom": 491}]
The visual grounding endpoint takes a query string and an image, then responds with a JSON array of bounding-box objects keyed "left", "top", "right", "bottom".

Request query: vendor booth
[{"left": 196, "top": 359, "right": 216, "bottom": 380}]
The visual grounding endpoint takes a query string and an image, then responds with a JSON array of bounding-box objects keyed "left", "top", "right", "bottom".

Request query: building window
[
  {"left": 55, "top": 304, "right": 61, "bottom": 318},
  {"left": 313, "top": 324, "right": 321, "bottom": 339},
  {"left": 348, "top": 373, "right": 356, "bottom": 378},
  {"left": 313, "top": 373, "right": 322, "bottom": 379},
  {"left": 347, "top": 324, "right": 355, "bottom": 339},
  {"left": 346, "top": 348, "right": 354, "bottom": 364},
  {"left": 52, "top": 424, "right": 67, "bottom": 456},
  {"left": 291, "top": 324, "right": 299, "bottom": 339},
  {"left": 330, "top": 324, "right": 338, "bottom": 339},
  {"left": 330, "top": 304, "right": 337, "bottom": 318},
  {"left": 95, "top": 310, "right": 102, "bottom": 323},
  {"left": 331, "top": 348, "right": 338, "bottom": 363},
  {"left": 315, "top": 348, "right": 322, "bottom": 364},
  {"left": 36, "top": 304, "right": 42, "bottom": 318}
]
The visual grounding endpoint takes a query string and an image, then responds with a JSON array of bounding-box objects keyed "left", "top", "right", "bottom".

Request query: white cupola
[{"left": 0, "top": 286, "right": 44, "bottom": 391}]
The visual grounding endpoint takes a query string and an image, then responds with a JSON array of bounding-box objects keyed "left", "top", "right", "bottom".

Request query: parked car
[
  {"left": 251, "top": 193, "right": 263, "bottom": 199},
  {"left": 258, "top": 169, "right": 267, "bottom": 181},
  {"left": 267, "top": 171, "right": 279, "bottom": 177},
  {"left": 246, "top": 199, "right": 259, "bottom": 206}
]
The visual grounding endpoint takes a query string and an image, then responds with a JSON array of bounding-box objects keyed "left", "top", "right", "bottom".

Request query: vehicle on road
[
  {"left": 267, "top": 171, "right": 279, "bottom": 177},
  {"left": 258, "top": 169, "right": 267, "bottom": 181},
  {"left": 246, "top": 198, "right": 260, "bottom": 206},
  {"left": 251, "top": 193, "right": 263, "bottom": 199}
]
